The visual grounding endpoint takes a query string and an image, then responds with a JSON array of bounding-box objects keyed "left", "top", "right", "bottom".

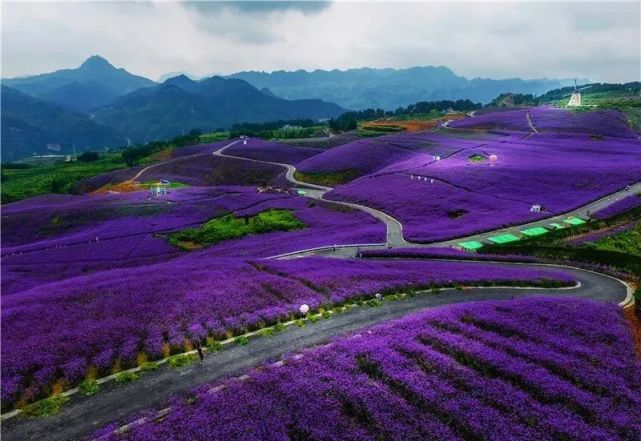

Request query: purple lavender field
[
  {"left": 321, "top": 108, "right": 641, "bottom": 242},
  {"left": 96, "top": 298, "right": 641, "bottom": 441}
]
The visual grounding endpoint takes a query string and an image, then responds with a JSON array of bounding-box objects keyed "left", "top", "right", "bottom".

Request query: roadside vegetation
[
  {"left": 168, "top": 209, "right": 306, "bottom": 249},
  {"left": 482, "top": 205, "right": 641, "bottom": 278}
]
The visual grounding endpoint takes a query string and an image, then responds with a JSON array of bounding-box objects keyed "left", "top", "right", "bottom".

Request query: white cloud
[{"left": 1, "top": 1, "right": 639, "bottom": 82}]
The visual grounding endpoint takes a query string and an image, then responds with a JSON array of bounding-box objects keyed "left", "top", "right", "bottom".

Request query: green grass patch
[
  {"left": 23, "top": 395, "right": 69, "bottom": 418},
  {"left": 139, "top": 181, "right": 189, "bottom": 189},
  {"left": 199, "top": 131, "right": 230, "bottom": 142},
  {"left": 235, "top": 335, "right": 249, "bottom": 346},
  {"left": 585, "top": 221, "right": 641, "bottom": 257},
  {"left": 168, "top": 209, "right": 305, "bottom": 249},
  {"left": 294, "top": 169, "right": 359, "bottom": 186},
  {"left": 139, "top": 362, "right": 159, "bottom": 372},
  {"left": 487, "top": 233, "right": 520, "bottom": 244},
  {"left": 468, "top": 154, "right": 486, "bottom": 163},
  {"left": 167, "top": 353, "right": 198, "bottom": 368},
  {"left": 1, "top": 155, "right": 126, "bottom": 204},
  {"left": 78, "top": 379, "right": 100, "bottom": 396},
  {"left": 114, "top": 371, "right": 140, "bottom": 383},
  {"left": 458, "top": 240, "right": 484, "bottom": 251},
  {"left": 520, "top": 226, "right": 549, "bottom": 237}
]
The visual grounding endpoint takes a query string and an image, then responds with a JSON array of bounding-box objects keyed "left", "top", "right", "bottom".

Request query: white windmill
[{"left": 567, "top": 79, "right": 591, "bottom": 107}]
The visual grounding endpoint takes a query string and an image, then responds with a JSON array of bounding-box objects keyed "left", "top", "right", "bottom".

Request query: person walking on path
[{"left": 194, "top": 340, "right": 204, "bottom": 364}]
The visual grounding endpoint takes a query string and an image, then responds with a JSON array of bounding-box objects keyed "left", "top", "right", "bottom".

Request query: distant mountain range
[
  {"left": 1, "top": 56, "right": 344, "bottom": 159},
  {"left": 1, "top": 85, "right": 126, "bottom": 161},
  {"left": 92, "top": 74, "right": 345, "bottom": 142},
  {"left": 1, "top": 55, "right": 592, "bottom": 161},
  {"left": 3, "top": 56, "right": 156, "bottom": 112},
  {"left": 227, "top": 67, "right": 582, "bottom": 109}
]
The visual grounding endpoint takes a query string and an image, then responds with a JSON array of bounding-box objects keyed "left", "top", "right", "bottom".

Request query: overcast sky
[{"left": 2, "top": 1, "right": 639, "bottom": 82}]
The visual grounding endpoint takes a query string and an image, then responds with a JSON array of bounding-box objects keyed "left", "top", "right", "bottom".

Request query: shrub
[
  {"left": 139, "top": 362, "right": 158, "bottom": 372},
  {"left": 206, "top": 340, "right": 222, "bottom": 352},
  {"left": 23, "top": 395, "right": 69, "bottom": 418},
  {"left": 167, "top": 354, "right": 198, "bottom": 369},
  {"left": 114, "top": 371, "right": 140, "bottom": 383},
  {"left": 79, "top": 379, "right": 100, "bottom": 396},
  {"left": 235, "top": 335, "right": 249, "bottom": 346}
]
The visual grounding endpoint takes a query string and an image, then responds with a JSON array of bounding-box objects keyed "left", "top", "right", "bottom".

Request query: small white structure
[
  {"left": 243, "top": 140, "right": 247, "bottom": 145},
  {"left": 530, "top": 204, "right": 541, "bottom": 212},
  {"left": 489, "top": 154, "right": 498, "bottom": 166},
  {"left": 567, "top": 79, "right": 591, "bottom": 107},
  {"left": 299, "top": 304, "right": 309, "bottom": 315},
  {"left": 430, "top": 179, "right": 434, "bottom": 184},
  {"left": 432, "top": 155, "right": 441, "bottom": 161},
  {"left": 150, "top": 186, "right": 168, "bottom": 197}
]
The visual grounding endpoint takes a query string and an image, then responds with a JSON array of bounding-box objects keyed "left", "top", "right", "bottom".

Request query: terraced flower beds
[
  {"left": 94, "top": 298, "right": 641, "bottom": 440},
  {"left": 1, "top": 187, "right": 386, "bottom": 294},
  {"left": 223, "top": 139, "right": 323, "bottom": 164},
  {"left": 0, "top": 257, "right": 572, "bottom": 412},
  {"left": 325, "top": 124, "right": 641, "bottom": 242},
  {"left": 451, "top": 106, "right": 638, "bottom": 139}
]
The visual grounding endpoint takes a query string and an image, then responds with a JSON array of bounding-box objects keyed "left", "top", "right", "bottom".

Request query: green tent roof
[
  {"left": 458, "top": 240, "right": 484, "bottom": 251},
  {"left": 520, "top": 226, "right": 549, "bottom": 236},
  {"left": 487, "top": 233, "right": 520, "bottom": 244}
]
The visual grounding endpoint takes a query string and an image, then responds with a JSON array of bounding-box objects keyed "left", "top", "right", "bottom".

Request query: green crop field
[
  {"left": 1, "top": 156, "right": 127, "bottom": 204},
  {"left": 168, "top": 209, "right": 306, "bottom": 249}
]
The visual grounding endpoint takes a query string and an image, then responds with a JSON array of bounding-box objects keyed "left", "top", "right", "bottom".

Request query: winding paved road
[
  {"left": 2, "top": 137, "right": 638, "bottom": 440},
  {"left": 1, "top": 263, "right": 629, "bottom": 441},
  {"left": 214, "top": 141, "right": 407, "bottom": 246}
]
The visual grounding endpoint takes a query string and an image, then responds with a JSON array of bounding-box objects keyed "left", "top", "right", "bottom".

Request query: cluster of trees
[
  {"left": 229, "top": 119, "right": 319, "bottom": 138},
  {"left": 121, "top": 129, "right": 203, "bottom": 166},
  {"left": 328, "top": 99, "right": 482, "bottom": 133}
]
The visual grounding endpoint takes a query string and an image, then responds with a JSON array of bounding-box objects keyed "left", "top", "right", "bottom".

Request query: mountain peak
[
  {"left": 164, "top": 74, "right": 195, "bottom": 84},
  {"left": 80, "top": 55, "right": 114, "bottom": 70}
]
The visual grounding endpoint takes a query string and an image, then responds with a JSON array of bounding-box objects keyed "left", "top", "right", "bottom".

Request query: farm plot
[
  {"left": 326, "top": 125, "right": 641, "bottom": 242},
  {"left": 0, "top": 256, "right": 572, "bottom": 412},
  {"left": 94, "top": 297, "right": 641, "bottom": 441}
]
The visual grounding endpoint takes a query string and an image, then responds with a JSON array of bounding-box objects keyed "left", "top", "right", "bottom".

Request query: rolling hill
[{"left": 0, "top": 85, "right": 127, "bottom": 161}]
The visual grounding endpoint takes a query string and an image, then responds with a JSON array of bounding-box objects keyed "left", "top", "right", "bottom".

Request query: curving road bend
[
  {"left": 0, "top": 263, "right": 629, "bottom": 441},
  {"left": 214, "top": 141, "right": 407, "bottom": 246}
]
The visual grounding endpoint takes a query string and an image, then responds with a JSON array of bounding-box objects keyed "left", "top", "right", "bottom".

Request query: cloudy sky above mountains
[{"left": 2, "top": 1, "right": 639, "bottom": 82}]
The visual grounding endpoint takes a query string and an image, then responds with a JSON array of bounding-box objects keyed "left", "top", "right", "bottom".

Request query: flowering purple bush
[
  {"left": 224, "top": 138, "right": 323, "bottom": 164},
  {"left": 99, "top": 298, "right": 641, "bottom": 440},
  {"left": 529, "top": 106, "right": 638, "bottom": 139},
  {"left": 451, "top": 106, "right": 638, "bottom": 139},
  {"left": 1, "top": 188, "right": 386, "bottom": 295},
  {"left": 326, "top": 129, "right": 641, "bottom": 242},
  {"left": 360, "top": 247, "right": 538, "bottom": 262},
  {"left": 450, "top": 108, "right": 532, "bottom": 132},
  {"left": 137, "top": 155, "right": 287, "bottom": 187},
  {"left": 591, "top": 193, "right": 641, "bottom": 220},
  {"left": 0, "top": 254, "right": 570, "bottom": 410}
]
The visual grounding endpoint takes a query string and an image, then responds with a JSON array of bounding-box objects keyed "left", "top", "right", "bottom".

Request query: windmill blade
[{"left": 578, "top": 85, "right": 591, "bottom": 91}]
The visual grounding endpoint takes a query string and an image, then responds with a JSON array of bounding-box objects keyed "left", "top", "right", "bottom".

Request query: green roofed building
[
  {"left": 458, "top": 240, "right": 484, "bottom": 251},
  {"left": 487, "top": 233, "right": 520, "bottom": 244},
  {"left": 563, "top": 216, "right": 586, "bottom": 226},
  {"left": 520, "top": 226, "right": 549, "bottom": 237}
]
